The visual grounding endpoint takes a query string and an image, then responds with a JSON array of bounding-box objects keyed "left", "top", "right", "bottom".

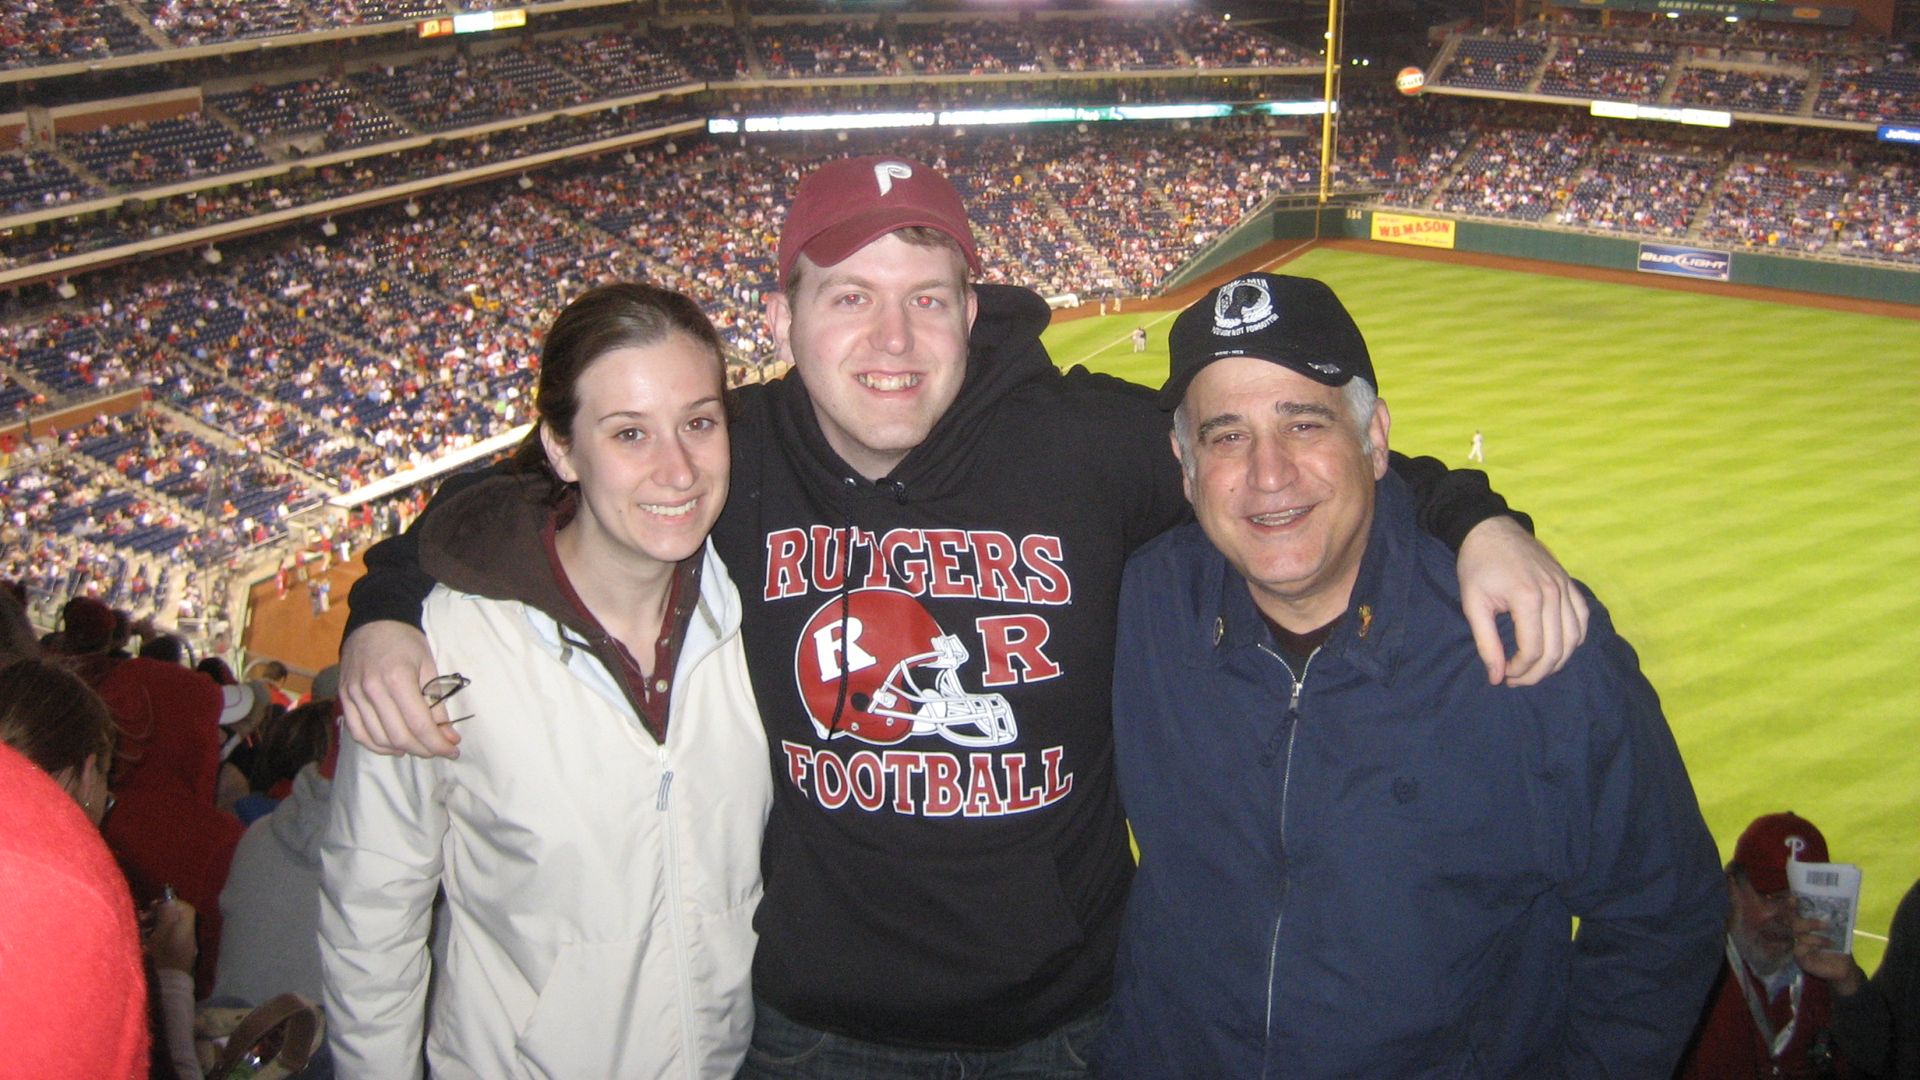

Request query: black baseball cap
[{"left": 1159, "top": 273, "right": 1375, "bottom": 410}]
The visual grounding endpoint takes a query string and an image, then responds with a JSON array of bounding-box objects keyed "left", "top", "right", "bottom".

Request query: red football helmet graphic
[{"left": 794, "top": 589, "right": 1018, "bottom": 748}]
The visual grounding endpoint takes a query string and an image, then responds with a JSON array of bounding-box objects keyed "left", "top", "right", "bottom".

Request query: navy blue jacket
[{"left": 1098, "top": 473, "right": 1726, "bottom": 1079}]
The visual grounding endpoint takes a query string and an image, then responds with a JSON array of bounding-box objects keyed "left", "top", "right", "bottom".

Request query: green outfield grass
[{"left": 1045, "top": 247, "right": 1920, "bottom": 969}]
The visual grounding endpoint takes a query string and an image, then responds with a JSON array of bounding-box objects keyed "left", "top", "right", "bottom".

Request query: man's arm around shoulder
[{"left": 1552, "top": 607, "right": 1726, "bottom": 1078}]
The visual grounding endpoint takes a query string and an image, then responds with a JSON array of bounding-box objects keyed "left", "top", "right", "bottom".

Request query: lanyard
[{"left": 1726, "top": 935, "right": 1803, "bottom": 1061}]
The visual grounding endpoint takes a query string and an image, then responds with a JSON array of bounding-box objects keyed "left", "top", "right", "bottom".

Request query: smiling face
[
  {"left": 1174, "top": 358, "right": 1390, "bottom": 632},
  {"left": 542, "top": 334, "right": 729, "bottom": 575},
  {"left": 767, "top": 230, "right": 978, "bottom": 481}
]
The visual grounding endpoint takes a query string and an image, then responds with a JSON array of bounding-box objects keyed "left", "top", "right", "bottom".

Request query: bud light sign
[{"left": 1637, "top": 243, "right": 1730, "bottom": 281}]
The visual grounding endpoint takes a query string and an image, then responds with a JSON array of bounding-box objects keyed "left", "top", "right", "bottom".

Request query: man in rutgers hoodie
[{"left": 337, "top": 155, "right": 1591, "bottom": 1074}]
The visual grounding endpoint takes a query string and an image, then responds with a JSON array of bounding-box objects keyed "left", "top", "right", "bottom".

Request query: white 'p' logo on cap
[{"left": 874, "top": 161, "right": 913, "bottom": 196}]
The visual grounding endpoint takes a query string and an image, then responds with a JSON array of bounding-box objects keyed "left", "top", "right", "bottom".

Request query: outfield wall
[{"left": 1208, "top": 205, "right": 1920, "bottom": 308}]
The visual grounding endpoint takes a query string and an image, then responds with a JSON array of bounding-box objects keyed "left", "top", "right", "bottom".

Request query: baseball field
[{"left": 1044, "top": 244, "right": 1920, "bottom": 969}]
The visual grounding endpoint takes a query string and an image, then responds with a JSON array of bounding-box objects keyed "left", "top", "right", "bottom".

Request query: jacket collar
[{"left": 1193, "top": 471, "right": 1421, "bottom": 686}]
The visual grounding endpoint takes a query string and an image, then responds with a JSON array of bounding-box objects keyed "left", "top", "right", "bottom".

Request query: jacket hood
[
  {"left": 767, "top": 283, "right": 1057, "bottom": 506},
  {"left": 87, "top": 657, "right": 222, "bottom": 800},
  {"left": 415, "top": 470, "right": 595, "bottom": 638},
  {"left": 267, "top": 763, "right": 332, "bottom": 865},
  {"left": 414, "top": 469, "right": 740, "bottom": 677}
]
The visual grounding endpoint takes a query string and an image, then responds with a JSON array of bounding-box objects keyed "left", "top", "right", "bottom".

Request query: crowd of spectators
[
  {"left": 753, "top": 23, "right": 897, "bottom": 78},
  {"left": 1437, "top": 22, "right": 1920, "bottom": 124},
  {"left": 60, "top": 115, "right": 272, "bottom": 191},
  {"left": 1433, "top": 123, "right": 1595, "bottom": 222},
  {"left": 349, "top": 48, "right": 598, "bottom": 134},
  {"left": 0, "top": 409, "right": 273, "bottom": 630},
  {"left": 895, "top": 20, "right": 1044, "bottom": 76},
  {"left": 1536, "top": 40, "right": 1675, "bottom": 101},
  {"left": 1670, "top": 66, "right": 1809, "bottom": 114},
  {"left": 1817, "top": 51, "right": 1920, "bottom": 123},
  {"left": 1558, "top": 144, "right": 1714, "bottom": 237},
  {"left": 0, "top": 149, "right": 99, "bottom": 215},
  {"left": 1703, "top": 157, "right": 1919, "bottom": 261},
  {"left": 1438, "top": 35, "right": 1547, "bottom": 92},
  {"left": 0, "top": 0, "right": 153, "bottom": 68},
  {"left": 551, "top": 32, "right": 695, "bottom": 100},
  {"left": 0, "top": 97, "right": 699, "bottom": 272},
  {"left": 1044, "top": 19, "right": 1182, "bottom": 72},
  {"left": 1174, "top": 12, "right": 1312, "bottom": 68},
  {"left": 207, "top": 78, "right": 409, "bottom": 153}
]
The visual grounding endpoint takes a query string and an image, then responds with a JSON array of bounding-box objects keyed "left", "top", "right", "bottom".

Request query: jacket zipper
[
  {"left": 657, "top": 748, "right": 699, "bottom": 1078},
  {"left": 1256, "top": 643, "right": 1315, "bottom": 1079}
]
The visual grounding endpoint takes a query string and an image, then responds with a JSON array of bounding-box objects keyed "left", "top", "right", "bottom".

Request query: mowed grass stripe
[{"left": 1044, "top": 246, "right": 1920, "bottom": 968}]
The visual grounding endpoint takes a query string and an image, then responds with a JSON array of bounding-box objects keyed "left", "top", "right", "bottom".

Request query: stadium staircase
[
  {"left": 115, "top": 0, "right": 177, "bottom": 53},
  {"left": 1028, "top": 177, "right": 1128, "bottom": 294},
  {"left": 1684, "top": 166, "right": 1733, "bottom": 240},
  {"left": 1526, "top": 41, "right": 1555, "bottom": 95},
  {"left": 1803, "top": 61, "right": 1830, "bottom": 119},
  {"left": 1422, "top": 134, "right": 1485, "bottom": 210},
  {"left": 1654, "top": 61, "right": 1687, "bottom": 105}
]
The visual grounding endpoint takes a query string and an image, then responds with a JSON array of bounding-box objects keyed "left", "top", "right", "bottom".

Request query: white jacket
[{"left": 320, "top": 541, "right": 769, "bottom": 1079}]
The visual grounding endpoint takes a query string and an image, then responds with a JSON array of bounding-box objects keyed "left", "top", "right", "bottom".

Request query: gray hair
[{"left": 1171, "top": 375, "right": 1379, "bottom": 482}]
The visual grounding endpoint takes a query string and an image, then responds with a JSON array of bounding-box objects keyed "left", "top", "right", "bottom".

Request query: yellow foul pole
[{"left": 1318, "top": 0, "right": 1341, "bottom": 204}]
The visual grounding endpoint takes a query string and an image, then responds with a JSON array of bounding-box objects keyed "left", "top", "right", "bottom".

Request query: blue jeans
[{"left": 737, "top": 999, "right": 1104, "bottom": 1080}]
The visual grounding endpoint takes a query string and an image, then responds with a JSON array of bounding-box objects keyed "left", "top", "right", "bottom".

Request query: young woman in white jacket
[{"left": 320, "top": 283, "right": 770, "bottom": 1080}]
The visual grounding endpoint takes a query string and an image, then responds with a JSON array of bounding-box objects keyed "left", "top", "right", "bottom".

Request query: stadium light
[
  {"left": 54, "top": 279, "right": 77, "bottom": 300},
  {"left": 622, "top": 151, "right": 638, "bottom": 166},
  {"left": 320, "top": 219, "right": 338, "bottom": 237},
  {"left": 202, "top": 247, "right": 222, "bottom": 265},
  {"left": 405, "top": 200, "right": 421, "bottom": 218},
  {"left": 517, "top": 175, "right": 534, "bottom": 190}
]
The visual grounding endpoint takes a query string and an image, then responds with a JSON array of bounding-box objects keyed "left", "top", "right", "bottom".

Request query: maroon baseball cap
[
  {"left": 1732, "top": 812, "right": 1829, "bottom": 894},
  {"left": 777, "top": 156, "right": 982, "bottom": 288},
  {"left": 60, "top": 597, "right": 116, "bottom": 654}
]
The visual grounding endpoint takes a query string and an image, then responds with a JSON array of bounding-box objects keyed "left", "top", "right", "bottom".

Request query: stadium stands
[
  {"left": 0, "top": 0, "right": 155, "bottom": 67},
  {"left": 753, "top": 23, "right": 897, "bottom": 78},
  {"left": 4, "top": 7, "right": 1918, "bottom": 639},
  {"left": 1438, "top": 34, "right": 1547, "bottom": 92},
  {"left": 0, "top": 151, "right": 100, "bottom": 214},
  {"left": 61, "top": 115, "right": 273, "bottom": 190},
  {"left": 208, "top": 78, "right": 410, "bottom": 152},
  {"left": 1536, "top": 41, "right": 1676, "bottom": 101},
  {"left": 895, "top": 20, "right": 1044, "bottom": 76}
]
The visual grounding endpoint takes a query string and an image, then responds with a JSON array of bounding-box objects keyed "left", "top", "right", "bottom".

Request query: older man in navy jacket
[{"left": 1097, "top": 274, "right": 1726, "bottom": 1078}]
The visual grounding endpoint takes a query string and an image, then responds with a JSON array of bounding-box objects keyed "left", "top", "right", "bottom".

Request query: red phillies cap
[
  {"left": 777, "top": 156, "right": 982, "bottom": 288},
  {"left": 1732, "top": 812, "right": 1828, "bottom": 894}
]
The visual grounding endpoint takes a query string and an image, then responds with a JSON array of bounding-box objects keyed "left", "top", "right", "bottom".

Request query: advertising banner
[
  {"left": 1636, "top": 243, "right": 1731, "bottom": 281},
  {"left": 1370, "top": 212, "right": 1456, "bottom": 249}
]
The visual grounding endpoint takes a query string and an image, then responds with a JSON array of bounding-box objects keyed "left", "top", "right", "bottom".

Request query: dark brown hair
[
  {"left": 510, "top": 281, "right": 728, "bottom": 502},
  {"left": 248, "top": 700, "right": 334, "bottom": 794},
  {"left": 0, "top": 656, "right": 115, "bottom": 778}
]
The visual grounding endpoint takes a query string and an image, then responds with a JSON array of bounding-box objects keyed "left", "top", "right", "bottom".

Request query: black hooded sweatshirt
[{"left": 347, "top": 283, "right": 1525, "bottom": 1050}]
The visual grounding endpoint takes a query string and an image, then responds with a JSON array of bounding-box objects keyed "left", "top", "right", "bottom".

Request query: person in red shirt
[{"left": 1679, "top": 812, "right": 1873, "bottom": 1079}]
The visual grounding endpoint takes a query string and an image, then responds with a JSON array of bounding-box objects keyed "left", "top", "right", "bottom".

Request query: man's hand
[
  {"left": 1457, "top": 516, "right": 1591, "bottom": 687},
  {"left": 1793, "top": 915, "right": 1867, "bottom": 996},
  {"left": 339, "top": 620, "right": 458, "bottom": 759}
]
